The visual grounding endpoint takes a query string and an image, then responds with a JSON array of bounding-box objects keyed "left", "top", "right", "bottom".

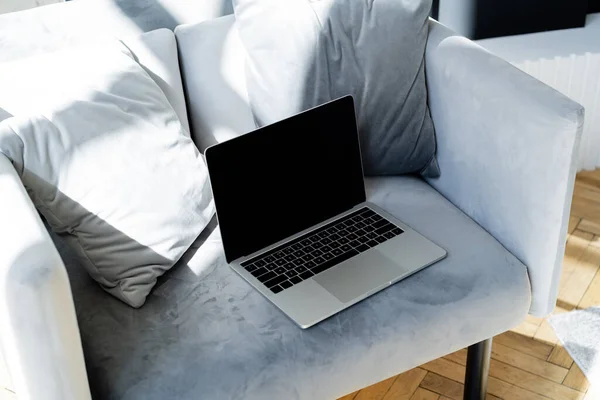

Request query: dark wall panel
[{"left": 438, "top": 0, "right": 588, "bottom": 40}]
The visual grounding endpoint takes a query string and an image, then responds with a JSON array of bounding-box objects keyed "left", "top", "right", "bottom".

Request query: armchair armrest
[
  {"left": 0, "top": 154, "right": 91, "bottom": 400},
  {"left": 425, "top": 20, "right": 584, "bottom": 317}
]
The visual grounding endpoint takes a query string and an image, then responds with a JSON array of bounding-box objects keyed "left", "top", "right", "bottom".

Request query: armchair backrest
[{"left": 175, "top": 15, "right": 256, "bottom": 152}]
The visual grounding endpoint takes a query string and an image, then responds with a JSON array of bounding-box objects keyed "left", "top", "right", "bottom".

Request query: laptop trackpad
[{"left": 314, "top": 250, "right": 405, "bottom": 303}]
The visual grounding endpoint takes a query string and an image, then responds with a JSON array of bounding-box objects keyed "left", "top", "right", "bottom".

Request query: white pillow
[{"left": 0, "top": 41, "right": 214, "bottom": 308}]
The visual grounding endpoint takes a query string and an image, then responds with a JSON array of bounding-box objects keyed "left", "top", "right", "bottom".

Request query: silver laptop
[{"left": 205, "top": 96, "right": 446, "bottom": 329}]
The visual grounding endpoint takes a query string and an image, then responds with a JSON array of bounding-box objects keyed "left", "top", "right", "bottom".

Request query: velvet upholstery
[
  {"left": 0, "top": 1, "right": 583, "bottom": 397},
  {"left": 176, "top": 16, "right": 583, "bottom": 318},
  {"left": 54, "top": 176, "right": 530, "bottom": 400},
  {"left": 425, "top": 21, "right": 584, "bottom": 316}
]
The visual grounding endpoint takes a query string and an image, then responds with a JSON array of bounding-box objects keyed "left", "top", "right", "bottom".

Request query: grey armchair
[{"left": 0, "top": 2, "right": 582, "bottom": 399}]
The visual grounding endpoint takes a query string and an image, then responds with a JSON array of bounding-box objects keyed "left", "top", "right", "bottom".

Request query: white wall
[
  {"left": 477, "top": 13, "right": 600, "bottom": 171},
  {"left": 0, "top": 0, "right": 63, "bottom": 15}
]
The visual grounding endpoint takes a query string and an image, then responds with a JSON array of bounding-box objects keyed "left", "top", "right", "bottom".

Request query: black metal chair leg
[{"left": 464, "top": 338, "right": 492, "bottom": 400}]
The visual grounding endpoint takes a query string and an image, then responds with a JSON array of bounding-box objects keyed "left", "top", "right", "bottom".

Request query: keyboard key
[
  {"left": 284, "top": 255, "right": 295, "bottom": 262},
  {"left": 358, "top": 236, "right": 369, "bottom": 244},
  {"left": 305, "top": 261, "right": 316, "bottom": 269},
  {"left": 312, "top": 242, "right": 324, "bottom": 249},
  {"left": 341, "top": 244, "right": 352, "bottom": 252},
  {"left": 322, "top": 238, "right": 332, "bottom": 245},
  {"left": 255, "top": 260, "right": 266, "bottom": 267},
  {"left": 257, "top": 271, "right": 276, "bottom": 283},
  {"left": 265, "top": 274, "right": 288, "bottom": 288},
  {"left": 290, "top": 276, "right": 302, "bottom": 285},
  {"left": 356, "top": 244, "right": 369, "bottom": 252},
  {"left": 327, "top": 227, "right": 338, "bottom": 234},
  {"left": 372, "top": 214, "right": 383, "bottom": 222},
  {"left": 293, "top": 258, "right": 305, "bottom": 266},
  {"left": 274, "top": 266, "right": 286, "bottom": 275},
  {"left": 330, "top": 233, "right": 341, "bottom": 241},
  {"left": 392, "top": 227, "right": 404, "bottom": 235},
  {"left": 331, "top": 248, "right": 342, "bottom": 256},
  {"left": 283, "top": 262, "right": 296, "bottom": 270},
  {"left": 304, "top": 245, "right": 315, "bottom": 252},
  {"left": 367, "top": 240, "right": 379, "bottom": 247},
  {"left": 323, "top": 253, "right": 334, "bottom": 260},
  {"left": 265, "top": 255, "right": 275, "bottom": 263},
  {"left": 246, "top": 264, "right": 258, "bottom": 272},
  {"left": 384, "top": 231, "right": 396, "bottom": 239},
  {"left": 321, "top": 245, "right": 332, "bottom": 252},
  {"left": 329, "top": 241, "right": 340, "bottom": 249},
  {"left": 275, "top": 259, "right": 287, "bottom": 266},
  {"left": 309, "top": 235, "right": 321, "bottom": 242},
  {"left": 352, "top": 215, "right": 363, "bottom": 222},
  {"left": 349, "top": 240, "right": 361, "bottom": 248},
  {"left": 364, "top": 225, "right": 375, "bottom": 232},
  {"left": 311, "top": 249, "right": 359, "bottom": 275},
  {"left": 311, "top": 249, "right": 323, "bottom": 257},
  {"left": 299, "top": 270, "right": 314, "bottom": 280},
  {"left": 293, "top": 250, "right": 305, "bottom": 257},
  {"left": 240, "top": 259, "right": 253, "bottom": 267},
  {"left": 347, "top": 225, "right": 358, "bottom": 233},
  {"left": 280, "top": 280, "right": 293, "bottom": 289},
  {"left": 338, "top": 237, "right": 349, "bottom": 245},
  {"left": 286, "top": 269, "right": 298, "bottom": 277},
  {"left": 355, "top": 222, "right": 366, "bottom": 229},
  {"left": 318, "top": 231, "right": 330, "bottom": 238},
  {"left": 271, "top": 285, "right": 283, "bottom": 294},
  {"left": 343, "top": 219, "right": 355, "bottom": 227},
  {"left": 296, "top": 266, "right": 308, "bottom": 273},
  {"left": 265, "top": 263, "right": 278, "bottom": 271},
  {"left": 347, "top": 233, "right": 358, "bottom": 241},
  {"left": 372, "top": 219, "right": 388, "bottom": 229},
  {"left": 314, "top": 256, "right": 325, "bottom": 264},
  {"left": 376, "top": 236, "right": 387, "bottom": 243},
  {"left": 301, "top": 239, "right": 312, "bottom": 246},
  {"left": 274, "top": 251, "right": 284, "bottom": 259},
  {"left": 355, "top": 229, "right": 366, "bottom": 237},
  {"left": 335, "top": 223, "right": 347, "bottom": 231},
  {"left": 251, "top": 267, "right": 268, "bottom": 277},
  {"left": 375, "top": 223, "right": 395, "bottom": 236},
  {"left": 302, "top": 253, "right": 314, "bottom": 261},
  {"left": 367, "top": 232, "right": 377, "bottom": 239},
  {"left": 361, "top": 209, "right": 376, "bottom": 218},
  {"left": 283, "top": 247, "right": 294, "bottom": 255},
  {"left": 292, "top": 243, "right": 302, "bottom": 250}
]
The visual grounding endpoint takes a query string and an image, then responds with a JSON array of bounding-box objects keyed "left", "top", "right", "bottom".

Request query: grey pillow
[{"left": 233, "top": 0, "right": 439, "bottom": 176}]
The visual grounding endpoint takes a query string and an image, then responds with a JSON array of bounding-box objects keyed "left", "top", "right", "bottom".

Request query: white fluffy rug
[{"left": 549, "top": 306, "right": 600, "bottom": 383}]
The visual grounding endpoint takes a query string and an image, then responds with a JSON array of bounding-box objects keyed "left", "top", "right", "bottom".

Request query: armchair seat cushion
[{"left": 53, "top": 176, "right": 531, "bottom": 400}]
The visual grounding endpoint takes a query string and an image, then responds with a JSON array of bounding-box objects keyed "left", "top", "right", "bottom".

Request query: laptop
[{"left": 205, "top": 96, "right": 446, "bottom": 329}]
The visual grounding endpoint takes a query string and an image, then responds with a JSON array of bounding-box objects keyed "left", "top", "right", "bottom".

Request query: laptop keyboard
[{"left": 240, "top": 207, "right": 404, "bottom": 294}]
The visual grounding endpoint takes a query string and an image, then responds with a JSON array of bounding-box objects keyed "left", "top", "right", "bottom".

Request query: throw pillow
[
  {"left": 233, "top": 0, "right": 439, "bottom": 176},
  {"left": 0, "top": 42, "right": 214, "bottom": 308}
]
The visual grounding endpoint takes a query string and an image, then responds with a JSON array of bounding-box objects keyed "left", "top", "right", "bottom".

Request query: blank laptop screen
[{"left": 205, "top": 96, "right": 366, "bottom": 263}]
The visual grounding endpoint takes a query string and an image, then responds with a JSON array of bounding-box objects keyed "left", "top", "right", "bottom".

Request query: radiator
[
  {"left": 474, "top": 13, "right": 600, "bottom": 171},
  {"left": 514, "top": 53, "right": 600, "bottom": 171}
]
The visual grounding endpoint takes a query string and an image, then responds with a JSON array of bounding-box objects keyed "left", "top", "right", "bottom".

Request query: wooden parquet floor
[{"left": 338, "top": 169, "right": 600, "bottom": 400}]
